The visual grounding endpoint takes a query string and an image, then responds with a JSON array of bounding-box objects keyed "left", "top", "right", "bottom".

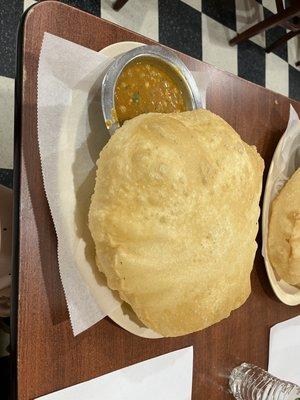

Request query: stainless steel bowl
[{"left": 101, "top": 45, "right": 202, "bottom": 135}]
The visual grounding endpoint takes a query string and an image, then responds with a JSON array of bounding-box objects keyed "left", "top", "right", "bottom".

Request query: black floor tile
[
  {"left": 61, "top": 0, "right": 101, "bottom": 17},
  {"left": 202, "top": 0, "right": 236, "bottom": 31},
  {"left": 159, "top": 0, "right": 202, "bottom": 60},
  {"left": 0, "top": 0, "right": 23, "bottom": 78},
  {"left": 0, "top": 169, "right": 13, "bottom": 189},
  {"left": 238, "top": 40, "right": 265, "bottom": 87},
  {"left": 264, "top": 8, "right": 288, "bottom": 62},
  {"left": 289, "top": 65, "right": 300, "bottom": 101},
  {"left": 0, "top": 355, "right": 10, "bottom": 400}
]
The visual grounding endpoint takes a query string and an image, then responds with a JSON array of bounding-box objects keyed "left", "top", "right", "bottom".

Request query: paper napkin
[
  {"left": 269, "top": 315, "right": 300, "bottom": 385},
  {"left": 36, "top": 346, "right": 193, "bottom": 400}
]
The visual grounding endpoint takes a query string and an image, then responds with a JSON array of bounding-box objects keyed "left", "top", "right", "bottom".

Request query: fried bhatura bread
[{"left": 89, "top": 110, "right": 264, "bottom": 336}]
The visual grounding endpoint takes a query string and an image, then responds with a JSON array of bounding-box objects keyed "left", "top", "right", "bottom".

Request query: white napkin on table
[
  {"left": 35, "top": 346, "right": 193, "bottom": 400},
  {"left": 269, "top": 316, "right": 300, "bottom": 385}
]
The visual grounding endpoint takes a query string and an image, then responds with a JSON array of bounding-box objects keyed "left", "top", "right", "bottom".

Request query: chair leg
[
  {"left": 113, "top": 0, "right": 129, "bottom": 11},
  {"left": 266, "top": 30, "right": 300, "bottom": 53},
  {"left": 275, "top": 0, "right": 284, "bottom": 12},
  {"left": 229, "top": 5, "right": 300, "bottom": 46}
]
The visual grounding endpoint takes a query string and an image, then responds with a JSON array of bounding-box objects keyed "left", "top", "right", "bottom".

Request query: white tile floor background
[
  {"left": 202, "top": 13, "right": 238, "bottom": 75},
  {"left": 0, "top": 0, "right": 299, "bottom": 171}
]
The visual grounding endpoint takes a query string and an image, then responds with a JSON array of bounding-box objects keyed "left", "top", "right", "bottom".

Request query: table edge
[{"left": 10, "top": 2, "right": 37, "bottom": 398}]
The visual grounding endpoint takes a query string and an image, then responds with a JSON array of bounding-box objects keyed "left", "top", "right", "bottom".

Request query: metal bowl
[{"left": 101, "top": 45, "right": 202, "bottom": 135}]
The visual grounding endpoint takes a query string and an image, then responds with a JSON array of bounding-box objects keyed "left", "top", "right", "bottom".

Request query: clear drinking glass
[{"left": 229, "top": 363, "right": 300, "bottom": 400}]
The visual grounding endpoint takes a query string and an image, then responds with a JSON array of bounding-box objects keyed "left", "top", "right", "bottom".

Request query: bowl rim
[{"left": 101, "top": 44, "right": 203, "bottom": 135}]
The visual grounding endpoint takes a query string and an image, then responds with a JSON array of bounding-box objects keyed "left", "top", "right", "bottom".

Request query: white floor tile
[
  {"left": 23, "top": 0, "right": 37, "bottom": 12},
  {"left": 202, "top": 14, "right": 237, "bottom": 75},
  {"left": 288, "top": 34, "right": 300, "bottom": 70},
  {"left": 235, "top": 0, "right": 266, "bottom": 48},
  {"left": 101, "top": 0, "right": 159, "bottom": 41},
  {"left": 0, "top": 76, "right": 14, "bottom": 169},
  {"left": 266, "top": 52, "right": 289, "bottom": 96},
  {"left": 180, "top": 0, "right": 201, "bottom": 12},
  {"left": 262, "top": 0, "right": 277, "bottom": 14}
]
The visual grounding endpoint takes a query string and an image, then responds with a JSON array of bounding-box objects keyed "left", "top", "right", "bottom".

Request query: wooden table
[{"left": 12, "top": 1, "right": 300, "bottom": 399}]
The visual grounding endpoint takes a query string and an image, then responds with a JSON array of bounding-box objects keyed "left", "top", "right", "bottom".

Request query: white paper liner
[
  {"left": 37, "top": 33, "right": 116, "bottom": 335},
  {"left": 262, "top": 105, "right": 300, "bottom": 305},
  {"left": 37, "top": 33, "right": 209, "bottom": 335}
]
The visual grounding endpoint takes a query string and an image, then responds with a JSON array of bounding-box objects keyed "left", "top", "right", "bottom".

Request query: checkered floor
[{"left": 0, "top": 0, "right": 299, "bottom": 186}]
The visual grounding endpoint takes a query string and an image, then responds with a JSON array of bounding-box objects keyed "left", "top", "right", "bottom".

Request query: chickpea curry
[{"left": 114, "top": 57, "right": 188, "bottom": 125}]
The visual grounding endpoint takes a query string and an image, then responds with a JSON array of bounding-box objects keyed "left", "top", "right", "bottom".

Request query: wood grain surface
[{"left": 15, "top": 1, "right": 300, "bottom": 399}]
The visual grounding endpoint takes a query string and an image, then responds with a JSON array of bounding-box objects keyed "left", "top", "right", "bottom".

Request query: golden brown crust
[
  {"left": 89, "top": 110, "right": 264, "bottom": 336},
  {"left": 268, "top": 168, "right": 300, "bottom": 286}
]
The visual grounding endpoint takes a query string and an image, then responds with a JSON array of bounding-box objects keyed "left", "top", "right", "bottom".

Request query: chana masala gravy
[{"left": 114, "top": 57, "right": 189, "bottom": 125}]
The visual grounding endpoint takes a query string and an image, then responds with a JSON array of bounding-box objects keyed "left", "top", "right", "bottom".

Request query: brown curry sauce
[{"left": 114, "top": 58, "right": 188, "bottom": 125}]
